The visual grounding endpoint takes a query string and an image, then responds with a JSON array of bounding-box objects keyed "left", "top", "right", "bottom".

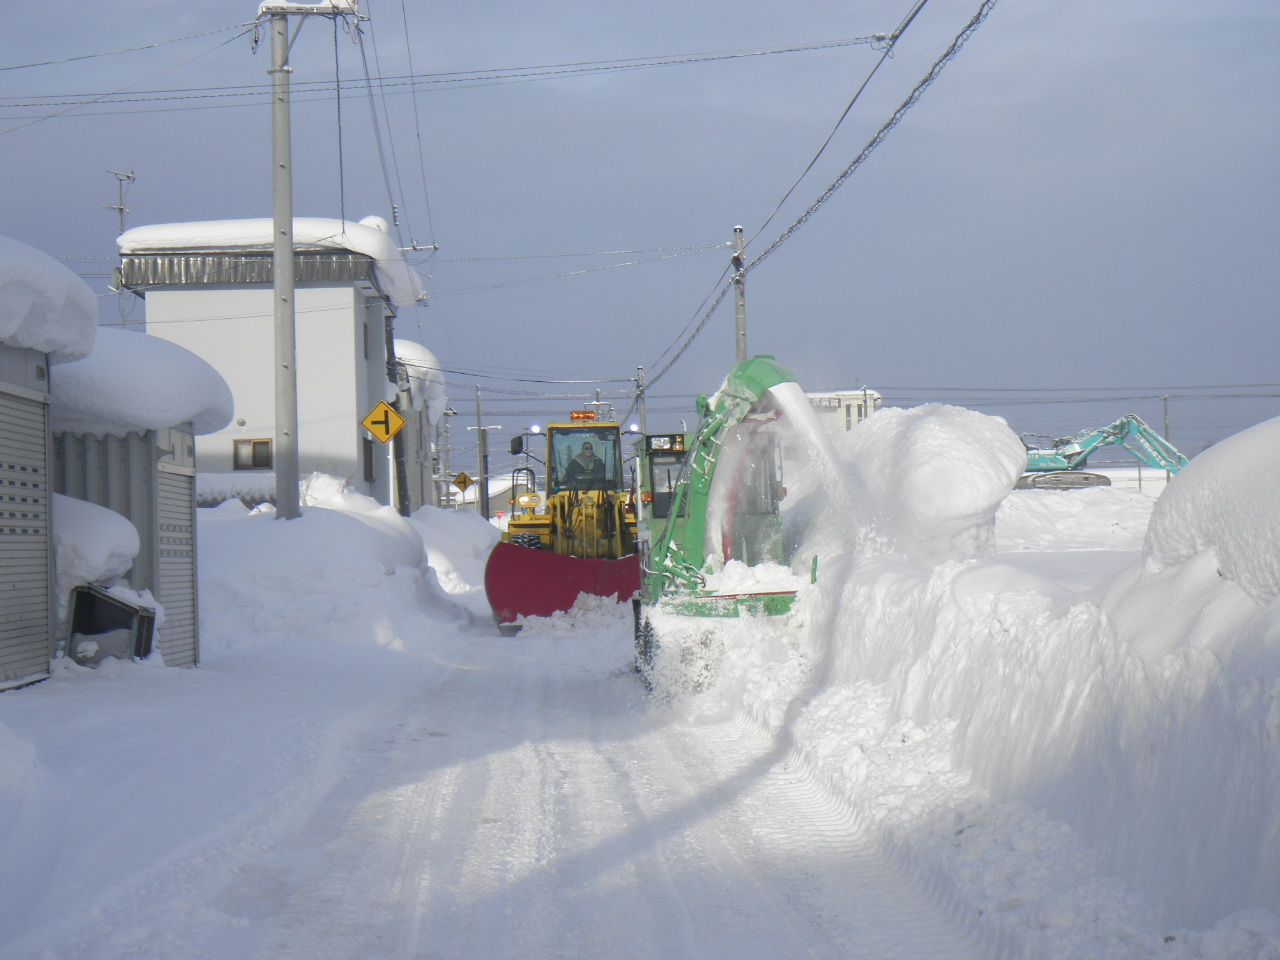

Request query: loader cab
[{"left": 546, "top": 415, "right": 624, "bottom": 494}]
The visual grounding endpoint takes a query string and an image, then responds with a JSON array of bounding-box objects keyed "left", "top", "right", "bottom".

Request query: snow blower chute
[
  {"left": 484, "top": 412, "right": 640, "bottom": 627},
  {"left": 633, "top": 355, "right": 828, "bottom": 690}
]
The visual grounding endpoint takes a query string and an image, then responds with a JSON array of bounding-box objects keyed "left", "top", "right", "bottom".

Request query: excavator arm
[{"left": 1024, "top": 415, "right": 1188, "bottom": 473}]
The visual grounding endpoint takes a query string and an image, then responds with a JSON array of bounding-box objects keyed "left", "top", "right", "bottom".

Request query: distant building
[
  {"left": 806, "top": 388, "right": 882, "bottom": 433},
  {"left": 115, "top": 216, "right": 438, "bottom": 512}
]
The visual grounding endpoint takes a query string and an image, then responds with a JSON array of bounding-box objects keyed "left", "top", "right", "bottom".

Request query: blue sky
[{"left": 2, "top": 0, "right": 1277, "bottom": 460}]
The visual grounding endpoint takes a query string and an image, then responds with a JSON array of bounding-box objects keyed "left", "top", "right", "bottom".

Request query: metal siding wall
[
  {"left": 0, "top": 391, "right": 51, "bottom": 687},
  {"left": 156, "top": 469, "right": 197, "bottom": 667}
]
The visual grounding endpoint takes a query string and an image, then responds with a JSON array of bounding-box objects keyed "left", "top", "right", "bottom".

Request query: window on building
[{"left": 233, "top": 439, "right": 273, "bottom": 470}]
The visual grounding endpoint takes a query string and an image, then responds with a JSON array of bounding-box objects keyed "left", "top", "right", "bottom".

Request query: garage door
[{"left": 1, "top": 391, "right": 51, "bottom": 688}]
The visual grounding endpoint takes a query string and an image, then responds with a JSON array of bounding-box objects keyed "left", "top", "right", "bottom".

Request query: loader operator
[{"left": 564, "top": 441, "right": 606, "bottom": 488}]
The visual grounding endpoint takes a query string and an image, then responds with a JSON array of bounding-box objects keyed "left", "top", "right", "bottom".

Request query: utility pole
[
  {"left": 731, "top": 225, "right": 747, "bottom": 363},
  {"left": 258, "top": 0, "right": 358, "bottom": 520},
  {"left": 468, "top": 388, "right": 501, "bottom": 519},
  {"left": 636, "top": 366, "right": 648, "bottom": 435}
]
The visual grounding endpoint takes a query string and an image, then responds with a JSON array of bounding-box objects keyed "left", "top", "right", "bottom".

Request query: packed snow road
[{"left": 38, "top": 619, "right": 988, "bottom": 960}]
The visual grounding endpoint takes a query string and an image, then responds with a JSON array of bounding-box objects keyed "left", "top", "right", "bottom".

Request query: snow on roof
[
  {"left": 117, "top": 215, "right": 424, "bottom": 311},
  {"left": 0, "top": 234, "right": 97, "bottom": 363},
  {"left": 50, "top": 327, "right": 233, "bottom": 437},
  {"left": 393, "top": 339, "right": 446, "bottom": 424},
  {"left": 1145, "top": 415, "right": 1280, "bottom": 606}
]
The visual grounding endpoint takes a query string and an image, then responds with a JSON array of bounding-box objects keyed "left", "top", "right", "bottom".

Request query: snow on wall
[
  {"left": 0, "top": 234, "right": 96, "bottom": 363},
  {"left": 393, "top": 338, "right": 446, "bottom": 424},
  {"left": 117, "top": 216, "right": 424, "bottom": 312},
  {"left": 50, "top": 327, "right": 233, "bottom": 437}
]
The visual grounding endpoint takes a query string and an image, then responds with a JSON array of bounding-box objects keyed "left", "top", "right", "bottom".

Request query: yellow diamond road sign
[
  {"left": 361, "top": 401, "right": 405, "bottom": 444},
  {"left": 453, "top": 472, "right": 474, "bottom": 492}
]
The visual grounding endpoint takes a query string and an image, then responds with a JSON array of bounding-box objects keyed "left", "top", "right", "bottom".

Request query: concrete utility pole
[
  {"left": 468, "top": 388, "right": 501, "bottom": 519},
  {"left": 636, "top": 366, "right": 648, "bottom": 435},
  {"left": 731, "top": 225, "right": 747, "bottom": 363},
  {"left": 259, "top": 0, "right": 358, "bottom": 520}
]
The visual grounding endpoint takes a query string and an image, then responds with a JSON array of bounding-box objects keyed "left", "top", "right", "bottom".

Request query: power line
[
  {"left": 0, "top": 22, "right": 256, "bottom": 72},
  {"left": 0, "top": 35, "right": 886, "bottom": 115}
]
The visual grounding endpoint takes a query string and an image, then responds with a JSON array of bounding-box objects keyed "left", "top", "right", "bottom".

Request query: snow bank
[
  {"left": 1145, "top": 416, "right": 1280, "bottom": 606},
  {"left": 838, "top": 404, "right": 1026, "bottom": 566},
  {"left": 117, "top": 216, "right": 424, "bottom": 310},
  {"left": 50, "top": 326, "right": 233, "bottom": 436},
  {"left": 0, "top": 233, "right": 96, "bottom": 363},
  {"left": 406, "top": 504, "right": 501, "bottom": 619},
  {"left": 198, "top": 476, "right": 475, "bottom": 652},
  {"left": 394, "top": 338, "right": 446, "bottom": 424},
  {"left": 658, "top": 403, "right": 1280, "bottom": 948},
  {"left": 997, "top": 486, "right": 1156, "bottom": 552}
]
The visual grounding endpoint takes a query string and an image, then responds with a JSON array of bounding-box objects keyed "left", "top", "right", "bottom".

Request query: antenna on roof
[{"left": 104, "top": 170, "right": 135, "bottom": 237}]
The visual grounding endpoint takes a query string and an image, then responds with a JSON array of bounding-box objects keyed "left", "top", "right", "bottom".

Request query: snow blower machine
[
  {"left": 633, "top": 355, "right": 829, "bottom": 692},
  {"left": 484, "top": 411, "right": 640, "bottom": 628}
]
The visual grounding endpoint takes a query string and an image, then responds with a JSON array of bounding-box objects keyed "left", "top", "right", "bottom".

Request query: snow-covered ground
[{"left": 2, "top": 409, "right": 1278, "bottom": 960}]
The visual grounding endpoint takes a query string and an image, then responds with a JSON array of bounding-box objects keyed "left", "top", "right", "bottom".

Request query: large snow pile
[
  {"left": 394, "top": 338, "right": 447, "bottom": 425},
  {"left": 1145, "top": 416, "right": 1280, "bottom": 606},
  {"left": 117, "top": 215, "right": 424, "bottom": 311},
  {"left": 0, "top": 233, "right": 96, "bottom": 362},
  {"left": 842, "top": 404, "right": 1026, "bottom": 565},
  {"left": 50, "top": 326, "right": 233, "bottom": 436},
  {"left": 197, "top": 475, "right": 481, "bottom": 653},
  {"left": 658, "top": 405, "right": 1280, "bottom": 955}
]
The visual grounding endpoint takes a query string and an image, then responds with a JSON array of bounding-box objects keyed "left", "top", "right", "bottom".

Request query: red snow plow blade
[{"left": 484, "top": 541, "right": 641, "bottom": 625}]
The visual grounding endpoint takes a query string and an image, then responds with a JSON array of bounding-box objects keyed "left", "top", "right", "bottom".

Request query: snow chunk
[
  {"left": 838, "top": 404, "right": 1026, "bottom": 567},
  {"left": 393, "top": 339, "right": 446, "bottom": 424},
  {"left": 50, "top": 327, "right": 233, "bottom": 437},
  {"left": 51, "top": 494, "right": 140, "bottom": 621},
  {"left": 1145, "top": 416, "right": 1280, "bottom": 605},
  {"left": 0, "top": 234, "right": 96, "bottom": 363},
  {"left": 117, "top": 216, "right": 425, "bottom": 310}
]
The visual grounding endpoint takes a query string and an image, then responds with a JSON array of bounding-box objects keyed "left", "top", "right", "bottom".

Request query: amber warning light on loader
[{"left": 570, "top": 411, "right": 596, "bottom": 421}]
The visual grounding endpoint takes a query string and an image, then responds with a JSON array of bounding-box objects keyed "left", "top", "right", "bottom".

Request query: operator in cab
[{"left": 564, "top": 440, "right": 605, "bottom": 487}]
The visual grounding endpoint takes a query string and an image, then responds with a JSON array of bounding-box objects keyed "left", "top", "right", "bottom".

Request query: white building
[
  {"left": 116, "top": 216, "right": 436, "bottom": 510},
  {"left": 806, "top": 388, "right": 883, "bottom": 434}
]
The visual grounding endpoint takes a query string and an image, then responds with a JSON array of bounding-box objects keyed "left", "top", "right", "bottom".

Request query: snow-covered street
[{"left": 4, "top": 410, "right": 1280, "bottom": 960}]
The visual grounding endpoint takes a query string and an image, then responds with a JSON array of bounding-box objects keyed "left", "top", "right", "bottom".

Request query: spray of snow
[
  {"left": 0, "top": 233, "right": 97, "bottom": 362},
  {"left": 50, "top": 326, "right": 233, "bottom": 436}
]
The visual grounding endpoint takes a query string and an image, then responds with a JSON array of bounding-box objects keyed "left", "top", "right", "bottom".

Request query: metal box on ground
[{"left": 66, "top": 585, "right": 155, "bottom": 666}]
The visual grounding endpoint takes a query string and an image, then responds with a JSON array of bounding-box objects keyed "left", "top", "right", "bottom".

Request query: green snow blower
[{"left": 633, "top": 356, "right": 825, "bottom": 691}]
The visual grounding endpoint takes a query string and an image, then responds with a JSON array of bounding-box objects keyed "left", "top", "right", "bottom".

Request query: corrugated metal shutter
[
  {"left": 1, "top": 391, "right": 51, "bottom": 687},
  {"left": 156, "top": 469, "right": 197, "bottom": 667}
]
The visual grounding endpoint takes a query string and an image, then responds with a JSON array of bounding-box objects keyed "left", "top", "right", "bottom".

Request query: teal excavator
[{"left": 1018, "top": 415, "right": 1188, "bottom": 489}]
